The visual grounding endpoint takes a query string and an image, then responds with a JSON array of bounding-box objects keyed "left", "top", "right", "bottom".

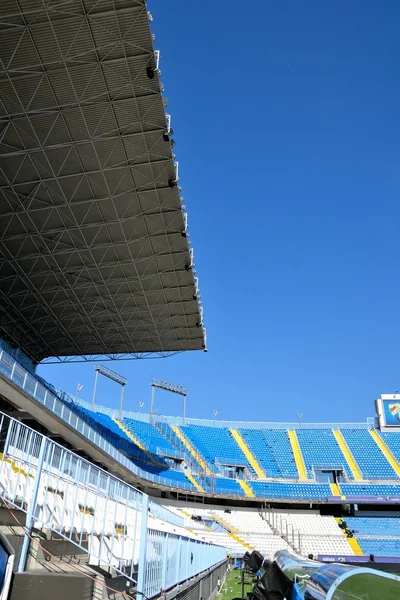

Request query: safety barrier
[
  {"left": 144, "top": 529, "right": 226, "bottom": 598},
  {"left": 149, "top": 502, "right": 184, "bottom": 528},
  {"left": 0, "top": 411, "right": 227, "bottom": 596}
]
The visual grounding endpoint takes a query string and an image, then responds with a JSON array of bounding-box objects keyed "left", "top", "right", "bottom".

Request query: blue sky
[{"left": 38, "top": 0, "right": 400, "bottom": 423}]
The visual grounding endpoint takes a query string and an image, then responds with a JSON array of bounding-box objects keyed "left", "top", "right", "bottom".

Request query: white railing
[{"left": 0, "top": 410, "right": 226, "bottom": 596}]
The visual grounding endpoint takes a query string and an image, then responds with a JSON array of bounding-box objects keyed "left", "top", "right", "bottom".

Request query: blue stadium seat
[
  {"left": 340, "top": 430, "right": 398, "bottom": 479},
  {"left": 355, "top": 538, "right": 400, "bottom": 557},
  {"left": 68, "top": 406, "right": 193, "bottom": 489},
  {"left": 182, "top": 425, "right": 256, "bottom": 475},
  {"left": 380, "top": 431, "right": 400, "bottom": 462},
  {"left": 71, "top": 405, "right": 149, "bottom": 463},
  {"left": 157, "top": 470, "right": 195, "bottom": 491},
  {"left": 251, "top": 481, "right": 331, "bottom": 500},
  {"left": 296, "top": 429, "right": 352, "bottom": 478},
  {"left": 239, "top": 429, "right": 298, "bottom": 478},
  {"left": 340, "top": 483, "right": 400, "bottom": 496},
  {"left": 346, "top": 516, "right": 400, "bottom": 536},
  {"left": 212, "top": 478, "right": 244, "bottom": 496},
  {"left": 123, "top": 418, "right": 182, "bottom": 458}
]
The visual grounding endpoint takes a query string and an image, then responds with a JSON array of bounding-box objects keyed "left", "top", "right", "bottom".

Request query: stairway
[
  {"left": 230, "top": 430, "right": 266, "bottom": 479},
  {"left": 330, "top": 482, "right": 343, "bottom": 498},
  {"left": 184, "top": 471, "right": 205, "bottom": 493},
  {"left": 287, "top": 430, "right": 308, "bottom": 480},
  {"left": 238, "top": 479, "right": 255, "bottom": 498},
  {"left": 171, "top": 425, "right": 211, "bottom": 474},
  {"left": 335, "top": 518, "right": 364, "bottom": 556},
  {"left": 370, "top": 429, "right": 400, "bottom": 477},
  {"left": 332, "top": 430, "right": 363, "bottom": 481},
  {"left": 211, "top": 513, "right": 253, "bottom": 551}
]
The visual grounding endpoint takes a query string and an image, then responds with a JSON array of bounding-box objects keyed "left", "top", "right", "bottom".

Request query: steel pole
[
  {"left": 18, "top": 436, "right": 47, "bottom": 572},
  {"left": 119, "top": 384, "right": 125, "bottom": 419},
  {"left": 91, "top": 369, "right": 99, "bottom": 410},
  {"left": 183, "top": 394, "right": 187, "bottom": 426},
  {"left": 137, "top": 494, "right": 149, "bottom": 596},
  {"left": 150, "top": 385, "right": 155, "bottom": 423}
]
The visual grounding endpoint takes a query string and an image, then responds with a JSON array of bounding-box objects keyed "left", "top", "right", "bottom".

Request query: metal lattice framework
[{"left": 0, "top": 0, "right": 206, "bottom": 363}]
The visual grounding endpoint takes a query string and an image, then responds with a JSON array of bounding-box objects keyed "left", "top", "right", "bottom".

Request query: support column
[
  {"left": 137, "top": 494, "right": 149, "bottom": 596},
  {"left": 161, "top": 533, "right": 169, "bottom": 590},
  {"left": 175, "top": 536, "right": 182, "bottom": 586},
  {"left": 18, "top": 436, "right": 47, "bottom": 572},
  {"left": 91, "top": 369, "right": 99, "bottom": 410},
  {"left": 150, "top": 385, "right": 155, "bottom": 424},
  {"left": 119, "top": 384, "right": 125, "bottom": 419}
]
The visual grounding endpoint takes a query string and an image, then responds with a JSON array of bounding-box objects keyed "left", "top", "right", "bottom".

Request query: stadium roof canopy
[{"left": 0, "top": 0, "right": 205, "bottom": 363}]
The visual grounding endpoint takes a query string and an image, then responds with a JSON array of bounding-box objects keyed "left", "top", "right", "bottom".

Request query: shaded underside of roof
[{"left": 0, "top": 0, "right": 205, "bottom": 362}]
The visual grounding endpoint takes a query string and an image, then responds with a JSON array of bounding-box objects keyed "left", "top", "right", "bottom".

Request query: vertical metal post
[
  {"left": 137, "top": 494, "right": 149, "bottom": 596},
  {"left": 119, "top": 384, "right": 125, "bottom": 419},
  {"left": 175, "top": 536, "right": 182, "bottom": 585},
  {"left": 2, "top": 418, "right": 14, "bottom": 459},
  {"left": 185, "top": 538, "right": 190, "bottom": 580},
  {"left": 183, "top": 394, "right": 186, "bottom": 426},
  {"left": 91, "top": 368, "right": 99, "bottom": 410},
  {"left": 150, "top": 385, "right": 155, "bottom": 423},
  {"left": 162, "top": 532, "right": 169, "bottom": 590},
  {"left": 18, "top": 436, "right": 47, "bottom": 572}
]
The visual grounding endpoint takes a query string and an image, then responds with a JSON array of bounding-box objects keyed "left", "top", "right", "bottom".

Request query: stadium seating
[
  {"left": 355, "top": 538, "right": 400, "bottom": 557},
  {"left": 3, "top": 342, "right": 400, "bottom": 499},
  {"left": 341, "top": 430, "right": 398, "bottom": 479},
  {"left": 251, "top": 481, "right": 332, "bottom": 500},
  {"left": 182, "top": 424, "right": 256, "bottom": 475},
  {"left": 210, "top": 478, "right": 245, "bottom": 496},
  {"left": 345, "top": 516, "right": 400, "bottom": 536},
  {"left": 213, "top": 509, "right": 290, "bottom": 556},
  {"left": 296, "top": 429, "right": 352, "bottom": 479},
  {"left": 340, "top": 484, "right": 400, "bottom": 497},
  {"left": 341, "top": 516, "right": 400, "bottom": 558},
  {"left": 122, "top": 418, "right": 181, "bottom": 458},
  {"left": 71, "top": 405, "right": 150, "bottom": 464},
  {"left": 239, "top": 429, "right": 298, "bottom": 478},
  {"left": 158, "top": 469, "right": 196, "bottom": 490},
  {"left": 270, "top": 511, "right": 354, "bottom": 556},
  {"left": 173, "top": 506, "right": 357, "bottom": 558},
  {"left": 239, "top": 429, "right": 288, "bottom": 478},
  {"left": 68, "top": 405, "right": 196, "bottom": 490},
  {"left": 380, "top": 431, "right": 400, "bottom": 462},
  {"left": 171, "top": 506, "right": 247, "bottom": 553}
]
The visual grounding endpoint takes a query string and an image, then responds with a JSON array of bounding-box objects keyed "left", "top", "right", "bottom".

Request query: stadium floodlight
[
  {"left": 213, "top": 410, "right": 218, "bottom": 428},
  {"left": 91, "top": 364, "right": 128, "bottom": 418},
  {"left": 297, "top": 413, "right": 303, "bottom": 429},
  {"left": 76, "top": 383, "right": 83, "bottom": 402},
  {"left": 138, "top": 401, "right": 144, "bottom": 413},
  {"left": 146, "top": 66, "right": 156, "bottom": 79},
  {"left": 151, "top": 379, "right": 188, "bottom": 425}
]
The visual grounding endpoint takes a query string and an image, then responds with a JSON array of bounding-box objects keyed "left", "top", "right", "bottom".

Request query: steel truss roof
[{"left": 0, "top": 0, "right": 206, "bottom": 363}]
